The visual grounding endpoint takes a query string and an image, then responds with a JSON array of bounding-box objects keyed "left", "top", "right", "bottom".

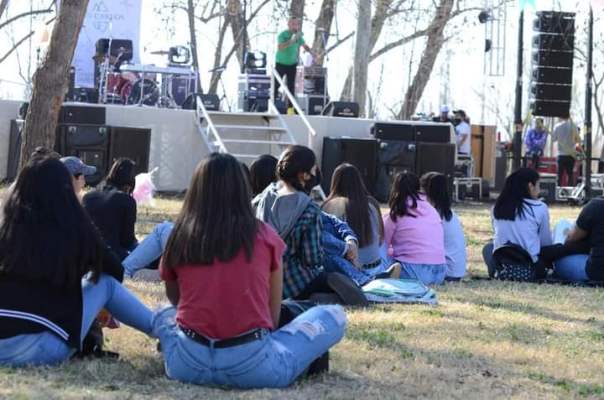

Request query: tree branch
[{"left": 0, "top": 5, "right": 54, "bottom": 31}]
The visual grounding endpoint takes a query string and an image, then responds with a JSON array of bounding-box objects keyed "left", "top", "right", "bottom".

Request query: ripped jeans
[{"left": 152, "top": 304, "right": 347, "bottom": 388}]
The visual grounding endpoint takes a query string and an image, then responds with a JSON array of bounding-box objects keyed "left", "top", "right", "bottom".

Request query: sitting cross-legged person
[{"left": 153, "top": 152, "right": 347, "bottom": 388}]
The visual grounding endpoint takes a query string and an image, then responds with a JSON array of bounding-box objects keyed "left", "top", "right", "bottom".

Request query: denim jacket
[{"left": 321, "top": 212, "right": 357, "bottom": 257}]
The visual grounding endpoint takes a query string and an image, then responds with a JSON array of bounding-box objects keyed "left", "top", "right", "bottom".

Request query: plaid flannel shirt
[{"left": 282, "top": 203, "right": 324, "bottom": 299}]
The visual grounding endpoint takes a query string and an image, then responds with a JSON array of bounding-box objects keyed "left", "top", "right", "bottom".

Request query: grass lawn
[{"left": 1, "top": 199, "right": 603, "bottom": 399}]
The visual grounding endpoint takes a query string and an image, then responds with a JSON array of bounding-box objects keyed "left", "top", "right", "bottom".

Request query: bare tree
[
  {"left": 289, "top": 0, "right": 304, "bottom": 21},
  {"left": 186, "top": 0, "right": 203, "bottom": 92},
  {"left": 20, "top": 0, "right": 89, "bottom": 167},
  {"left": 309, "top": 0, "right": 335, "bottom": 66},
  {"left": 398, "top": 0, "right": 454, "bottom": 119},
  {"left": 0, "top": 0, "right": 9, "bottom": 19},
  {"left": 352, "top": 0, "right": 371, "bottom": 116}
]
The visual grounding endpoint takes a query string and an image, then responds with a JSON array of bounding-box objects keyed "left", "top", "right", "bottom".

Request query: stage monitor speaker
[
  {"left": 416, "top": 142, "right": 456, "bottom": 196},
  {"left": 109, "top": 127, "right": 151, "bottom": 175},
  {"left": 532, "top": 50, "right": 573, "bottom": 69},
  {"left": 60, "top": 105, "right": 106, "bottom": 125},
  {"left": 530, "top": 83, "right": 572, "bottom": 102},
  {"left": 530, "top": 100, "right": 571, "bottom": 118},
  {"left": 532, "top": 34, "right": 574, "bottom": 53},
  {"left": 7, "top": 120, "right": 23, "bottom": 181},
  {"left": 181, "top": 94, "right": 221, "bottom": 111},
  {"left": 415, "top": 124, "right": 451, "bottom": 143},
  {"left": 532, "top": 67, "right": 573, "bottom": 85},
  {"left": 322, "top": 101, "right": 359, "bottom": 118},
  {"left": 375, "top": 165, "right": 415, "bottom": 203},
  {"left": 56, "top": 124, "right": 111, "bottom": 186},
  {"left": 321, "top": 137, "right": 378, "bottom": 196},
  {"left": 371, "top": 123, "right": 415, "bottom": 141},
  {"left": 375, "top": 140, "right": 417, "bottom": 202},
  {"left": 533, "top": 11, "right": 575, "bottom": 35}
]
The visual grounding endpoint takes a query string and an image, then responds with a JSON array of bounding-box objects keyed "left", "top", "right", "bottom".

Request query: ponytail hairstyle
[
  {"left": 422, "top": 172, "right": 453, "bottom": 222},
  {"left": 493, "top": 167, "right": 540, "bottom": 221},
  {"left": 276, "top": 145, "right": 316, "bottom": 193},
  {"left": 388, "top": 172, "right": 421, "bottom": 221}
]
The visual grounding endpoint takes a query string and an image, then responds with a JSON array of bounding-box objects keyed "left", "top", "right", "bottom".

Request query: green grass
[{"left": 1, "top": 201, "right": 603, "bottom": 399}]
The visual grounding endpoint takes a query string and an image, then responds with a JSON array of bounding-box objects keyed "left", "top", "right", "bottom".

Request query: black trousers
[
  {"left": 557, "top": 155, "right": 576, "bottom": 186},
  {"left": 274, "top": 62, "right": 297, "bottom": 106}
]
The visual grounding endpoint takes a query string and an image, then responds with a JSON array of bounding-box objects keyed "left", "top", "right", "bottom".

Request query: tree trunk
[
  {"left": 352, "top": 0, "right": 371, "bottom": 117},
  {"left": 340, "top": 0, "right": 394, "bottom": 100},
  {"left": 289, "top": 0, "right": 304, "bottom": 21},
  {"left": 0, "top": 0, "right": 9, "bottom": 20},
  {"left": 310, "top": 0, "right": 335, "bottom": 66},
  {"left": 398, "top": 0, "right": 454, "bottom": 120},
  {"left": 227, "top": 0, "right": 249, "bottom": 68},
  {"left": 186, "top": 0, "right": 203, "bottom": 93},
  {"left": 20, "top": 0, "right": 89, "bottom": 168},
  {"left": 208, "top": 18, "right": 231, "bottom": 94}
]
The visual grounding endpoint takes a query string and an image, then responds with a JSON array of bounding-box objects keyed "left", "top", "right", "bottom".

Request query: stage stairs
[{"left": 194, "top": 96, "right": 297, "bottom": 163}]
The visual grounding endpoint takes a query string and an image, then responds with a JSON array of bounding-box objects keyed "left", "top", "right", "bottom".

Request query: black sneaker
[{"left": 326, "top": 272, "right": 369, "bottom": 307}]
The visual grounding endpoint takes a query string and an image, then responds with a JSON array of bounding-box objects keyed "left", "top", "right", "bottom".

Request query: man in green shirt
[{"left": 274, "top": 18, "right": 313, "bottom": 106}]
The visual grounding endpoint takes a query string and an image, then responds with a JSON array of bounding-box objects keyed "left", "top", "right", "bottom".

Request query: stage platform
[{"left": 0, "top": 99, "right": 453, "bottom": 192}]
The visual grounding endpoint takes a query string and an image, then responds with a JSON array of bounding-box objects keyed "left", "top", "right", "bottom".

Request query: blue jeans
[
  {"left": 0, "top": 274, "right": 154, "bottom": 367},
  {"left": 554, "top": 255, "right": 590, "bottom": 282},
  {"left": 152, "top": 304, "right": 347, "bottom": 388},
  {"left": 123, "top": 222, "right": 173, "bottom": 277},
  {"left": 399, "top": 262, "right": 447, "bottom": 285},
  {"left": 324, "top": 255, "right": 372, "bottom": 286}
]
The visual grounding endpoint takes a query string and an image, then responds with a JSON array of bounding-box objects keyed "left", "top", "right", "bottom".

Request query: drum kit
[{"left": 96, "top": 41, "right": 198, "bottom": 108}]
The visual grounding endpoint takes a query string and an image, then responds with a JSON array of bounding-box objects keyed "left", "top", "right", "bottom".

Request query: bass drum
[{"left": 122, "top": 78, "right": 160, "bottom": 106}]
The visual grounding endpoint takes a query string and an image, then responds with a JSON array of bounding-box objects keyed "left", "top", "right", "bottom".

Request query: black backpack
[{"left": 492, "top": 243, "right": 538, "bottom": 282}]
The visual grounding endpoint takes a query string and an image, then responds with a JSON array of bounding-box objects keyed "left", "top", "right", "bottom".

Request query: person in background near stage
[
  {"left": 524, "top": 117, "right": 548, "bottom": 169},
  {"left": 83, "top": 158, "right": 138, "bottom": 261},
  {"left": 453, "top": 110, "right": 471, "bottom": 155},
  {"left": 551, "top": 115, "right": 582, "bottom": 187},
  {"left": 433, "top": 105, "right": 452, "bottom": 124},
  {"left": 60, "top": 156, "right": 97, "bottom": 198},
  {"left": 274, "top": 18, "right": 314, "bottom": 107}
]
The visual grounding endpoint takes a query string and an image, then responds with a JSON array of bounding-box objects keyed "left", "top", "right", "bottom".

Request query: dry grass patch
[{"left": 1, "top": 201, "right": 603, "bottom": 399}]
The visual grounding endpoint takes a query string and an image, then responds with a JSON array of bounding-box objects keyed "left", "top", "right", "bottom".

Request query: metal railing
[
  {"left": 271, "top": 69, "right": 316, "bottom": 147},
  {"left": 195, "top": 94, "right": 227, "bottom": 153}
]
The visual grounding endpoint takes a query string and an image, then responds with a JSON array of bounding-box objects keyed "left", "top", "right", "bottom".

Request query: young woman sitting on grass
[
  {"left": 383, "top": 172, "right": 447, "bottom": 285},
  {"left": 83, "top": 158, "right": 138, "bottom": 261},
  {"left": 253, "top": 146, "right": 367, "bottom": 305},
  {"left": 482, "top": 168, "right": 552, "bottom": 278},
  {"left": 421, "top": 172, "right": 467, "bottom": 281},
  {"left": 322, "top": 163, "right": 401, "bottom": 279},
  {"left": 0, "top": 157, "right": 153, "bottom": 367},
  {"left": 153, "top": 152, "right": 347, "bottom": 388}
]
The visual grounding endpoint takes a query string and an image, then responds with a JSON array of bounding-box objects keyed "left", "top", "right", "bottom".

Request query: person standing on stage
[
  {"left": 524, "top": 117, "right": 548, "bottom": 169},
  {"left": 453, "top": 110, "right": 471, "bottom": 155},
  {"left": 274, "top": 18, "right": 314, "bottom": 106},
  {"left": 551, "top": 115, "right": 582, "bottom": 186}
]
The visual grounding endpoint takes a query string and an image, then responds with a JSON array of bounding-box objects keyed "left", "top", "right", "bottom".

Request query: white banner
[{"left": 72, "top": 0, "right": 142, "bottom": 88}]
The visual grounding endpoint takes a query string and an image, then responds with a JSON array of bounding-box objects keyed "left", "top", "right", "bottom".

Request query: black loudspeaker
[
  {"left": 56, "top": 124, "right": 110, "bottom": 186},
  {"left": 371, "top": 123, "right": 415, "bottom": 141},
  {"left": 95, "top": 39, "right": 134, "bottom": 62},
  {"left": 7, "top": 120, "right": 23, "bottom": 181},
  {"left": 416, "top": 142, "right": 456, "bottom": 195},
  {"left": 530, "top": 101, "right": 572, "bottom": 118},
  {"left": 182, "top": 94, "right": 221, "bottom": 111},
  {"left": 532, "top": 50, "right": 573, "bottom": 69},
  {"left": 533, "top": 11, "right": 575, "bottom": 35},
  {"left": 322, "top": 102, "right": 359, "bottom": 118},
  {"left": 109, "top": 127, "right": 151, "bottom": 175},
  {"left": 375, "top": 141, "right": 417, "bottom": 202},
  {"left": 532, "top": 67, "right": 573, "bottom": 85},
  {"left": 532, "top": 34, "right": 574, "bottom": 53},
  {"left": 530, "top": 83, "right": 572, "bottom": 101},
  {"left": 60, "top": 105, "right": 106, "bottom": 125},
  {"left": 321, "top": 137, "right": 378, "bottom": 195},
  {"left": 415, "top": 124, "right": 451, "bottom": 143}
]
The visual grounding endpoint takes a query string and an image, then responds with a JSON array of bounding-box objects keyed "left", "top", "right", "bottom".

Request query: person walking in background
[
  {"left": 551, "top": 115, "right": 582, "bottom": 186},
  {"left": 524, "top": 117, "right": 548, "bottom": 169},
  {"left": 274, "top": 18, "right": 314, "bottom": 107}
]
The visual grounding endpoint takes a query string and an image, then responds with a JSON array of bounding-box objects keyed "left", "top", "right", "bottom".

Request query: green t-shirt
[{"left": 276, "top": 30, "right": 305, "bottom": 66}]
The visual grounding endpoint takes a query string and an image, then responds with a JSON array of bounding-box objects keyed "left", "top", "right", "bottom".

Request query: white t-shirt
[
  {"left": 443, "top": 212, "right": 467, "bottom": 278},
  {"left": 492, "top": 199, "right": 552, "bottom": 262},
  {"left": 455, "top": 121, "right": 471, "bottom": 155}
]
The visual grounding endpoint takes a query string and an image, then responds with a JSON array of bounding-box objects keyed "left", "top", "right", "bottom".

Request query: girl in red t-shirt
[{"left": 152, "top": 153, "right": 347, "bottom": 388}]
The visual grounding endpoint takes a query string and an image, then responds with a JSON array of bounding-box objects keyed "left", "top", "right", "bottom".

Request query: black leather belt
[{"left": 180, "top": 326, "right": 266, "bottom": 349}]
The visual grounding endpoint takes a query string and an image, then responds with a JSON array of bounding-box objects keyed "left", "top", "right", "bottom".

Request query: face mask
[
  {"left": 454, "top": 118, "right": 462, "bottom": 125},
  {"left": 303, "top": 169, "right": 322, "bottom": 194}
]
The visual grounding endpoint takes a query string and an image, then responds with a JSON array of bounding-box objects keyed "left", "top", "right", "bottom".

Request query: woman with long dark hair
[
  {"left": 154, "top": 153, "right": 347, "bottom": 388},
  {"left": 253, "top": 145, "right": 367, "bottom": 305},
  {"left": 322, "top": 163, "right": 400, "bottom": 278},
  {"left": 249, "top": 154, "right": 278, "bottom": 196},
  {"left": 0, "top": 157, "right": 153, "bottom": 366},
  {"left": 383, "top": 172, "right": 447, "bottom": 285},
  {"left": 421, "top": 173, "right": 467, "bottom": 280},
  {"left": 482, "top": 168, "right": 552, "bottom": 277},
  {"left": 83, "top": 158, "right": 138, "bottom": 260}
]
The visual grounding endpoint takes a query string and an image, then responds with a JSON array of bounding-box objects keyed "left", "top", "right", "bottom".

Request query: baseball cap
[
  {"left": 60, "top": 156, "right": 97, "bottom": 176},
  {"left": 440, "top": 105, "right": 450, "bottom": 113}
]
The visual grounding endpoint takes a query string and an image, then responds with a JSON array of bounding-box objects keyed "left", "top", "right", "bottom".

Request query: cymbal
[{"left": 150, "top": 50, "right": 170, "bottom": 55}]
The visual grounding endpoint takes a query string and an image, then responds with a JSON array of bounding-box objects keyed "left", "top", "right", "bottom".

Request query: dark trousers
[
  {"left": 557, "top": 155, "right": 576, "bottom": 186},
  {"left": 274, "top": 62, "right": 297, "bottom": 107}
]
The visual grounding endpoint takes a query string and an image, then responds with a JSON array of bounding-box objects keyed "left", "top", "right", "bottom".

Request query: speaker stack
[{"left": 530, "top": 11, "right": 575, "bottom": 118}]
